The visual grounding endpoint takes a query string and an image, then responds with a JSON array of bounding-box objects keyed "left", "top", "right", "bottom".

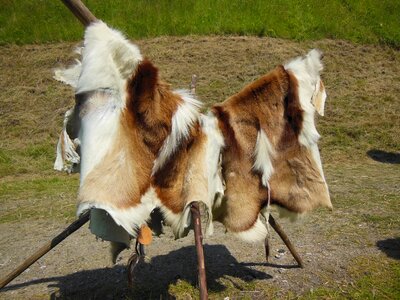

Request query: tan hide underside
[
  {"left": 269, "top": 145, "right": 332, "bottom": 213},
  {"left": 153, "top": 127, "right": 212, "bottom": 237}
]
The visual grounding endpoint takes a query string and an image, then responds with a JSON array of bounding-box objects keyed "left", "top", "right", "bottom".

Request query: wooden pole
[
  {"left": 0, "top": 211, "right": 90, "bottom": 289},
  {"left": 268, "top": 214, "right": 304, "bottom": 268},
  {"left": 190, "top": 202, "right": 208, "bottom": 300},
  {"left": 264, "top": 235, "right": 270, "bottom": 262},
  {"left": 190, "top": 74, "right": 197, "bottom": 95},
  {"left": 60, "top": 0, "right": 97, "bottom": 27}
]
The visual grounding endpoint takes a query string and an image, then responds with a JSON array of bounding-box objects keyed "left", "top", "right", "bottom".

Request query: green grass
[
  {"left": 0, "top": 175, "right": 77, "bottom": 198},
  {"left": 298, "top": 256, "right": 400, "bottom": 299},
  {"left": 0, "top": 175, "right": 78, "bottom": 223},
  {"left": 164, "top": 276, "right": 278, "bottom": 300},
  {"left": 0, "top": 0, "right": 399, "bottom": 47},
  {"left": 0, "top": 142, "right": 56, "bottom": 177}
]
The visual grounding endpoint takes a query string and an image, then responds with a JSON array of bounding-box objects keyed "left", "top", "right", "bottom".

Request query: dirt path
[{"left": 1, "top": 163, "right": 398, "bottom": 299}]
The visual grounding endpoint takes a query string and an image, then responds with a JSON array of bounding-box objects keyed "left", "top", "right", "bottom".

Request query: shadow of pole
[{"left": 2, "top": 244, "right": 273, "bottom": 299}]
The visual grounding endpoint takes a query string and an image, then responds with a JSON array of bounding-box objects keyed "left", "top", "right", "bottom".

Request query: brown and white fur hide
[
  {"left": 211, "top": 49, "right": 332, "bottom": 242},
  {"left": 54, "top": 21, "right": 331, "bottom": 255},
  {"left": 54, "top": 22, "right": 222, "bottom": 257}
]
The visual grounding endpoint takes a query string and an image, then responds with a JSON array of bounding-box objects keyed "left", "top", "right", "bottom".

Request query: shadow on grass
[
  {"left": 2, "top": 244, "right": 272, "bottom": 299},
  {"left": 376, "top": 237, "right": 400, "bottom": 260},
  {"left": 367, "top": 149, "right": 400, "bottom": 164}
]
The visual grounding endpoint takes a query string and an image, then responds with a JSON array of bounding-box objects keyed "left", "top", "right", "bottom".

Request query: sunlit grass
[
  {"left": 298, "top": 256, "right": 400, "bottom": 299},
  {"left": 0, "top": 175, "right": 78, "bottom": 223},
  {"left": 0, "top": 0, "right": 399, "bottom": 47}
]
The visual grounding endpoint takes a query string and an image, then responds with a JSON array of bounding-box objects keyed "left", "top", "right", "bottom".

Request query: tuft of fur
[
  {"left": 53, "top": 59, "right": 82, "bottom": 88},
  {"left": 159, "top": 203, "right": 193, "bottom": 239},
  {"left": 284, "top": 49, "right": 325, "bottom": 148},
  {"left": 312, "top": 78, "right": 327, "bottom": 116},
  {"left": 233, "top": 218, "right": 268, "bottom": 242},
  {"left": 54, "top": 108, "right": 80, "bottom": 172},
  {"left": 252, "top": 130, "right": 275, "bottom": 187},
  {"left": 77, "top": 21, "right": 142, "bottom": 95},
  {"left": 53, "top": 47, "right": 82, "bottom": 88},
  {"left": 152, "top": 90, "right": 202, "bottom": 175}
]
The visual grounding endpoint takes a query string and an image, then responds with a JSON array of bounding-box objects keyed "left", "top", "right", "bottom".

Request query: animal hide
[
  {"left": 54, "top": 22, "right": 223, "bottom": 254},
  {"left": 211, "top": 49, "right": 332, "bottom": 242},
  {"left": 54, "top": 21, "right": 331, "bottom": 254}
]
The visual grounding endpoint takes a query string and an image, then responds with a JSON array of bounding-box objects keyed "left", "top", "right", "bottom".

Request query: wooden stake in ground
[
  {"left": 0, "top": 211, "right": 90, "bottom": 289},
  {"left": 188, "top": 76, "right": 208, "bottom": 299},
  {"left": 190, "top": 202, "right": 208, "bottom": 300},
  {"left": 190, "top": 74, "right": 197, "bottom": 95},
  {"left": 268, "top": 214, "right": 304, "bottom": 268}
]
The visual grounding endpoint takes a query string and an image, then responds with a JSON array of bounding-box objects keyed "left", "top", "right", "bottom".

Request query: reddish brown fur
[
  {"left": 153, "top": 123, "right": 207, "bottom": 214},
  {"left": 211, "top": 106, "right": 240, "bottom": 156},
  {"left": 213, "top": 65, "right": 330, "bottom": 233},
  {"left": 213, "top": 66, "right": 291, "bottom": 232},
  {"left": 281, "top": 71, "right": 304, "bottom": 146},
  {"left": 79, "top": 60, "right": 186, "bottom": 210},
  {"left": 127, "top": 59, "right": 182, "bottom": 155}
]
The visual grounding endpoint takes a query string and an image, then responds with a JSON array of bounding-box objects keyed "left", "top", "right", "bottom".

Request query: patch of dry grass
[{"left": 1, "top": 38, "right": 399, "bottom": 171}]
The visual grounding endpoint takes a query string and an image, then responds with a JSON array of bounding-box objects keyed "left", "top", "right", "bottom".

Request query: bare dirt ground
[{"left": 0, "top": 36, "right": 399, "bottom": 299}]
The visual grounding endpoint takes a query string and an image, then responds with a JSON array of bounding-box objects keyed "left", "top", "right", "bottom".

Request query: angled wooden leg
[
  {"left": 0, "top": 211, "right": 90, "bottom": 289},
  {"left": 190, "top": 202, "right": 208, "bottom": 300},
  {"left": 268, "top": 214, "right": 304, "bottom": 268}
]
